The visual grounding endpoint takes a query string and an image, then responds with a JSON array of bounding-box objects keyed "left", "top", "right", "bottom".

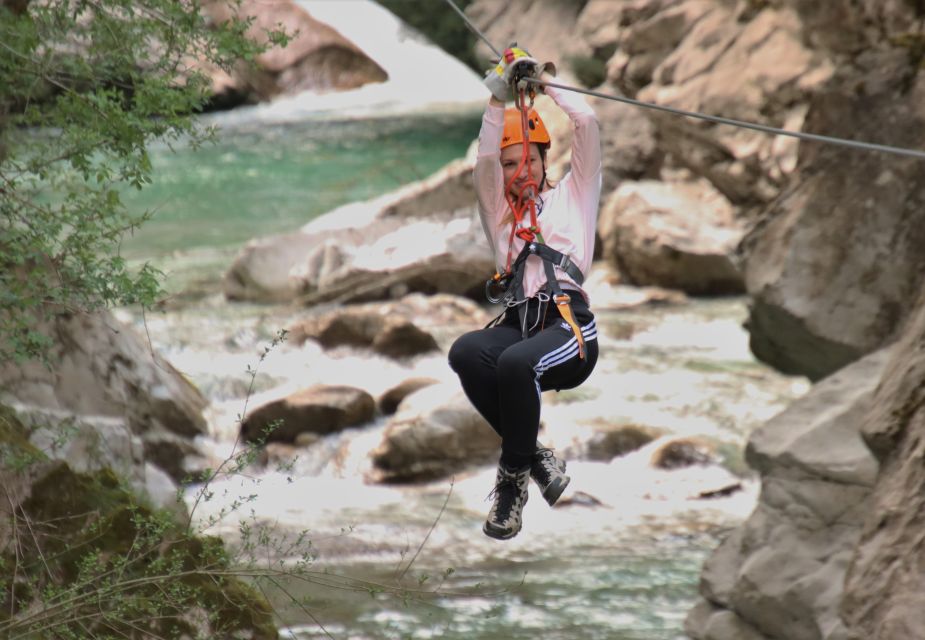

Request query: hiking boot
[
  {"left": 531, "top": 446, "right": 570, "bottom": 506},
  {"left": 483, "top": 463, "right": 530, "bottom": 540}
]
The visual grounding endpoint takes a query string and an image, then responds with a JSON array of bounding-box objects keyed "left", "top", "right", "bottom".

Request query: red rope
[{"left": 502, "top": 89, "right": 542, "bottom": 274}]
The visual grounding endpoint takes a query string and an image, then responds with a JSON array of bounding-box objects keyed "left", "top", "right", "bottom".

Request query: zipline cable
[
  {"left": 442, "top": 0, "right": 501, "bottom": 58},
  {"left": 441, "top": 0, "right": 925, "bottom": 161},
  {"left": 526, "top": 78, "right": 925, "bottom": 161}
]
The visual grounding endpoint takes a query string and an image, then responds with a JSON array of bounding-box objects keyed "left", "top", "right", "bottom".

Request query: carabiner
[{"left": 485, "top": 273, "right": 511, "bottom": 304}]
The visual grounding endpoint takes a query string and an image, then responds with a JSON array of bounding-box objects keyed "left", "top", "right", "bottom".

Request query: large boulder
[
  {"left": 224, "top": 158, "right": 493, "bottom": 304},
  {"left": 0, "top": 405, "right": 278, "bottom": 638},
  {"left": 199, "top": 0, "right": 387, "bottom": 104},
  {"left": 223, "top": 194, "right": 402, "bottom": 303},
  {"left": 740, "top": 52, "right": 925, "bottom": 380},
  {"left": 841, "top": 288, "right": 925, "bottom": 639},
  {"left": 297, "top": 212, "right": 493, "bottom": 305},
  {"left": 369, "top": 384, "right": 500, "bottom": 483},
  {"left": 15, "top": 407, "right": 143, "bottom": 482},
  {"left": 240, "top": 384, "right": 376, "bottom": 444},
  {"left": 0, "top": 310, "right": 209, "bottom": 483},
  {"left": 685, "top": 347, "right": 886, "bottom": 640},
  {"left": 599, "top": 179, "right": 745, "bottom": 294}
]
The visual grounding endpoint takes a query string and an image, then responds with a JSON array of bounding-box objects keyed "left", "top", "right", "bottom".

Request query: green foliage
[
  {"left": 374, "top": 0, "right": 482, "bottom": 71},
  {"left": 892, "top": 31, "right": 925, "bottom": 69},
  {"left": 0, "top": 404, "right": 44, "bottom": 471},
  {"left": 0, "top": 0, "right": 289, "bottom": 362},
  {"left": 0, "top": 326, "right": 512, "bottom": 638},
  {"left": 0, "top": 460, "right": 279, "bottom": 639},
  {"left": 566, "top": 53, "right": 607, "bottom": 89}
]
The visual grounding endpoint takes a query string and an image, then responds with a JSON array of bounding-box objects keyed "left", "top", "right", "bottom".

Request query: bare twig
[
  {"left": 396, "top": 478, "right": 454, "bottom": 583},
  {"left": 262, "top": 576, "right": 337, "bottom": 640}
]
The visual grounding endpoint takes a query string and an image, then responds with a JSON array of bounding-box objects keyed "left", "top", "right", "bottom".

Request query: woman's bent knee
[
  {"left": 496, "top": 348, "right": 534, "bottom": 381},
  {"left": 448, "top": 331, "right": 478, "bottom": 373}
]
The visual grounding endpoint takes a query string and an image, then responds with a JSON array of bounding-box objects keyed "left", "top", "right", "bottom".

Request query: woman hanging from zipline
[{"left": 449, "top": 46, "right": 602, "bottom": 540}]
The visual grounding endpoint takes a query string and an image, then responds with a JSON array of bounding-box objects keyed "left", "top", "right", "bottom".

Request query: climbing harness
[
  {"left": 486, "top": 235, "right": 588, "bottom": 358},
  {"left": 484, "top": 83, "right": 587, "bottom": 358}
]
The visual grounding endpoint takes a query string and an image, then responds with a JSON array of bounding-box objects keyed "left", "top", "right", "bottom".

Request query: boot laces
[
  {"left": 533, "top": 448, "right": 559, "bottom": 484},
  {"left": 486, "top": 470, "right": 525, "bottom": 518}
]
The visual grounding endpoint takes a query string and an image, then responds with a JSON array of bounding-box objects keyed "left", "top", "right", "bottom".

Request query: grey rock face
[{"left": 685, "top": 348, "right": 887, "bottom": 640}]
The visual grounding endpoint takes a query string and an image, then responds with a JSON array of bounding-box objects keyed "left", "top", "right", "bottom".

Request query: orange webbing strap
[
  {"left": 554, "top": 293, "right": 585, "bottom": 359},
  {"left": 501, "top": 90, "right": 541, "bottom": 273}
]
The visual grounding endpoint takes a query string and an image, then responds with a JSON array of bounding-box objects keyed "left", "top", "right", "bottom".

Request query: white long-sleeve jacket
[{"left": 473, "top": 84, "right": 602, "bottom": 303}]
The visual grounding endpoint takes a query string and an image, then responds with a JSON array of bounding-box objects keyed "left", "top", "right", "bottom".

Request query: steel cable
[{"left": 442, "top": 0, "right": 925, "bottom": 161}]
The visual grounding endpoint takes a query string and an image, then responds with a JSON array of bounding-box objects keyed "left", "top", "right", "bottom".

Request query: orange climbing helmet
[{"left": 500, "top": 107, "right": 551, "bottom": 150}]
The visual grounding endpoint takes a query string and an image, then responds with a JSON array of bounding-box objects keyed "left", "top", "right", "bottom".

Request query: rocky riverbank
[{"left": 3, "top": 1, "right": 924, "bottom": 638}]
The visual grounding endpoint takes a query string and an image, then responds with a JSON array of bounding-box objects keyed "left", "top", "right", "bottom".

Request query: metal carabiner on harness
[
  {"left": 485, "top": 272, "right": 512, "bottom": 304},
  {"left": 513, "top": 78, "right": 535, "bottom": 109}
]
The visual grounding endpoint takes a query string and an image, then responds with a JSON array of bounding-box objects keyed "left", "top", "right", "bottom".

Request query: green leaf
[{"left": 0, "top": 0, "right": 292, "bottom": 361}]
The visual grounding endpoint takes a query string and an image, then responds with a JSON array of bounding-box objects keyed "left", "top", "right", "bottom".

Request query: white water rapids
[{"left": 112, "top": 4, "right": 811, "bottom": 636}]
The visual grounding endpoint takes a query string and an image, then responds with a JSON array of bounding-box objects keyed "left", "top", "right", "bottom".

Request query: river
[{"left": 113, "top": 5, "right": 809, "bottom": 638}]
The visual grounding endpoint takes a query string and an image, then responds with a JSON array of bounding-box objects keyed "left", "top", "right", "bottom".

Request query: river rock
[
  {"left": 0, "top": 405, "right": 276, "bottom": 638},
  {"left": 299, "top": 212, "right": 492, "bottom": 304},
  {"left": 287, "top": 293, "right": 490, "bottom": 354},
  {"left": 685, "top": 347, "right": 887, "bottom": 640},
  {"left": 377, "top": 153, "right": 478, "bottom": 220},
  {"left": 224, "top": 158, "right": 492, "bottom": 304},
  {"left": 377, "top": 377, "right": 440, "bottom": 415},
  {"left": 569, "top": 421, "right": 662, "bottom": 462},
  {"left": 223, "top": 196, "right": 402, "bottom": 302},
  {"left": 369, "top": 384, "right": 500, "bottom": 483},
  {"left": 240, "top": 384, "right": 376, "bottom": 444},
  {"left": 649, "top": 436, "right": 714, "bottom": 469},
  {"left": 0, "top": 310, "right": 209, "bottom": 483},
  {"left": 290, "top": 306, "right": 387, "bottom": 349},
  {"left": 12, "top": 404, "right": 179, "bottom": 511},
  {"left": 370, "top": 320, "right": 439, "bottom": 358},
  {"left": 599, "top": 179, "right": 745, "bottom": 294}
]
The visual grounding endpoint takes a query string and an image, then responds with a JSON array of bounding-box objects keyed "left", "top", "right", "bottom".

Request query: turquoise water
[
  {"left": 117, "top": 109, "right": 800, "bottom": 640},
  {"left": 120, "top": 113, "right": 481, "bottom": 260},
  {"left": 271, "top": 532, "right": 711, "bottom": 640}
]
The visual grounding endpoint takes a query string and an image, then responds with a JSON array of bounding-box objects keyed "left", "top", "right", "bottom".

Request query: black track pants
[{"left": 448, "top": 295, "right": 599, "bottom": 469}]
